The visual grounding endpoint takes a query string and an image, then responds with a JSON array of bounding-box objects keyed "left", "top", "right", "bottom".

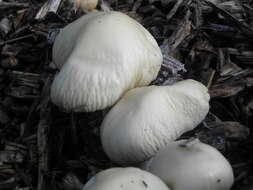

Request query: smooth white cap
[
  {"left": 101, "top": 79, "right": 210, "bottom": 164},
  {"left": 142, "top": 139, "right": 234, "bottom": 190},
  {"left": 51, "top": 11, "right": 162, "bottom": 112},
  {"left": 71, "top": 0, "right": 98, "bottom": 11},
  {"left": 82, "top": 167, "right": 170, "bottom": 190}
]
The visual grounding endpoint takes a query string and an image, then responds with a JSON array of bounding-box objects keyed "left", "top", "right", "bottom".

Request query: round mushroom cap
[
  {"left": 75, "top": 0, "right": 98, "bottom": 11},
  {"left": 51, "top": 11, "right": 162, "bottom": 112},
  {"left": 101, "top": 79, "right": 210, "bottom": 165},
  {"left": 82, "top": 167, "right": 170, "bottom": 190},
  {"left": 142, "top": 139, "right": 234, "bottom": 190}
]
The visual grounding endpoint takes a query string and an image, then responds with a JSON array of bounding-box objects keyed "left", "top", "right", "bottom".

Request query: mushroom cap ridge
[
  {"left": 101, "top": 79, "right": 210, "bottom": 164},
  {"left": 51, "top": 11, "right": 162, "bottom": 112},
  {"left": 142, "top": 139, "right": 234, "bottom": 190},
  {"left": 82, "top": 167, "right": 170, "bottom": 190}
]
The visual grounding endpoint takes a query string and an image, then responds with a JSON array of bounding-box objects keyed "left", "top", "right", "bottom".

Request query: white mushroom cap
[
  {"left": 71, "top": 0, "right": 98, "bottom": 11},
  {"left": 142, "top": 139, "right": 234, "bottom": 190},
  {"left": 51, "top": 11, "right": 162, "bottom": 112},
  {"left": 101, "top": 79, "right": 210, "bottom": 164},
  {"left": 82, "top": 167, "right": 170, "bottom": 190}
]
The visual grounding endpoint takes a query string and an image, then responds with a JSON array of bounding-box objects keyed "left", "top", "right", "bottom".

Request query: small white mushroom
[
  {"left": 82, "top": 167, "right": 171, "bottom": 190},
  {"left": 142, "top": 139, "right": 234, "bottom": 190},
  {"left": 71, "top": 0, "right": 98, "bottom": 11},
  {"left": 101, "top": 79, "right": 210, "bottom": 164},
  {"left": 51, "top": 11, "right": 162, "bottom": 112}
]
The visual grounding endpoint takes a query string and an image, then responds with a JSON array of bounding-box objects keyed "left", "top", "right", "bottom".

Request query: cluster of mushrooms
[{"left": 51, "top": 11, "right": 234, "bottom": 190}]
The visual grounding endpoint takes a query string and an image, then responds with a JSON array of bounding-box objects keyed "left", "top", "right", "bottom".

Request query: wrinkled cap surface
[
  {"left": 142, "top": 139, "right": 234, "bottom": 190},
  {"left": 101, "top": 79, "right": 210, "bottom": 164},
  {"left": 51, "top": 11, "right": 162, "bottom": 112},
  {"left": 82, "top": 167, "right": 170, "bottom": 190}
]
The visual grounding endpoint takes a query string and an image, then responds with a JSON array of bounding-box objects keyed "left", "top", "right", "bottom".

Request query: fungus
[
  {"left": 51, "top": 11, "right": 162, "bottom": 112},
  {"left": 82, "top": 167, "right": 170, "bottom": 190},
  {"left": 101, "top": 79, "right": 210, "bottom": 164},
  {"left": 142, "top": 139, "right": 234, "bottom": 190},
  {"left": 71, "top": 0, "right": 98, "bottom": 11}
]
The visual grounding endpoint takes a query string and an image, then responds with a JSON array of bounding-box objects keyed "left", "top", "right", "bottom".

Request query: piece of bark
[
  {"left": 192, "top": 0, "right": 203, "bottom": 28},
  {"left": 138, "top": 5, "right": 156, "bottom": 14},
  {"left": 0, "top": 57, "right": 18, "bottom": 68},
  {"left": 0, "top": 106, "right": 9, "bottom": 124},
  {"left": 166, "top": 0, "right": 184, "bottom": 21},
  {"left": 0, "top": 2, "right": 29, "bottom": 9},
  {"left": 160, "top": 42, "right": 186, "bottom": 74},
  {"left": 167, "top": 9, "right": 192, "bottom": 56},
  {"left": 60, "top": 173, "right": 84, "bottom": 190},
  {"left": 0, "top": 17, "right": 12, "bottom": 35},
  {"left": 37, "top": 77, "right": 52, "bottom": 190},
  {"left": 132, "top": 0, "right": 143, "bottom": 12},
  {"left": 35, "top": 0, "right": 63, "bottom": 20},
  {"left": 220, "top": 62, "right": 242, "bottom": 77},
  {"left": 5, "top": 142, "right": 27, "bottom": 155},
  {"left": 197, "top": 121, "right": 249, "bottom": 153},
  {"left": 245, "top": 77, "right": 253, "bottom": 87},
  {"left": 210, "top": 80, "right": 245, "bottom": 98},
  {"left": 0, "top": 177, "right": 16, "bottom": 190},
  {"left": 0, "top": 151, "right": 24, "bottom": 163},
  {"left": 202, "top": 0, "right": 253, "bottom": 39}
]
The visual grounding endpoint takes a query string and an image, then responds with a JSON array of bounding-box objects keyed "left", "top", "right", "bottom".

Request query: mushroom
[
  {"left": 141, "top": 139, "right": 234, "bottom": 190},
  {"left": 51, "top": 11, "right": 162, "bottom": 112},
  {"left": 71, "top": 0, "right": 98, "bottom": 11},
  {"left": 101, "top": 79, "right": 210, "bottom": 165},
  {"left": 82, "top": 167, "right": 170, "bottom": 190}
]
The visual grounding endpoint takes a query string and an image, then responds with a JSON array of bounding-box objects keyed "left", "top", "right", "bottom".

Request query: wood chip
[{"left": 35, "top": 0, "right": 63, "bottom": 20}]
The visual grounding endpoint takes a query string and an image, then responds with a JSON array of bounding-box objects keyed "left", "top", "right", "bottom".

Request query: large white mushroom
[
  {"left": 51, "top": 11, "right": 162, "bottom": 112},
  {"left": 82, "top": 167, "right": 171, "bottom": 190},
  {"left": 141, "top": 139, "right": 234, "bottom": 190},
  {"left": 101, "top": 79, "right": 210, "bottom": 165}
]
